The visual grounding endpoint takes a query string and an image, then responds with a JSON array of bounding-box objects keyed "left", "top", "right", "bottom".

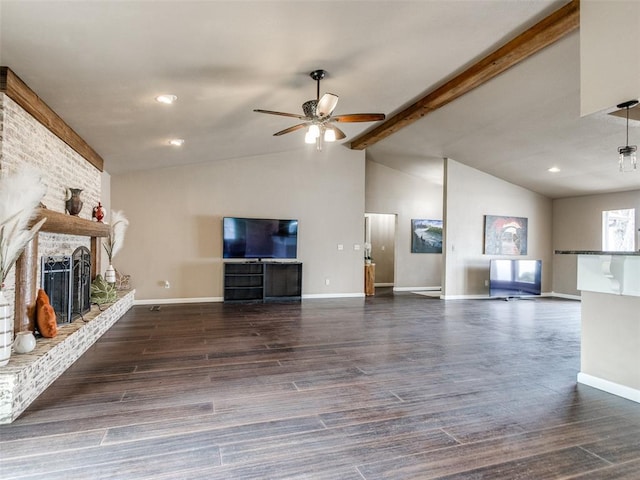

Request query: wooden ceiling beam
[
  {"left": 0, "top": 67, "right": 105, "bottom": 172},
  {"left": 350, "top": 0, "right": 580, "bottom": 151}
]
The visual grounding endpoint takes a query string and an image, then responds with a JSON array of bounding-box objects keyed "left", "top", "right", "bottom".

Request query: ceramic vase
[
  {"left": 105, "top": 264, "right": 116, "bottom": 284},
  {"left": 0, "top": 290, "right": 13, "bottom": 366},
  {"left": 92, "top": 202, "right": 105, "bottom": 222},
  {"left": 13, "top": 331, "right": 36, "bottom": 354},
  {"left": 65, "top": 188, "right": 83, "bottom": 216}
]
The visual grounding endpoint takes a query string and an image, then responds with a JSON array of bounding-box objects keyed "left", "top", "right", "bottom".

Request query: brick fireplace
[{"left": 0, "top": 68, "right": 134, "bottom": 423}]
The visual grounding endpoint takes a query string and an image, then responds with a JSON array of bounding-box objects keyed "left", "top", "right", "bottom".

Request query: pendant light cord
[{"left": 626, "top": 106, "right": 630, "bottom": 146}]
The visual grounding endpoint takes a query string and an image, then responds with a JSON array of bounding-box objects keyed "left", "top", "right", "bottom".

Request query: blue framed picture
[{"left": 411, "top": 219, "right": 443, "bottom": 253}]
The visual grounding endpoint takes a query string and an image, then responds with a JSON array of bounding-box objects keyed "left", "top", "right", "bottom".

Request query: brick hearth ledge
[{"left": 0, "top": 290, "right": 135, "bottom": 424}]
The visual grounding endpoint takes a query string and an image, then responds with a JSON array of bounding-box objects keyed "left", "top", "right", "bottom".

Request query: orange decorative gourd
[{"left": 36, "top": 289, "right": 57, "bottom": 338}]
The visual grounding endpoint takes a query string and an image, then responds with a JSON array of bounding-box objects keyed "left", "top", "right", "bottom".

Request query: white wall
[
  {"left": 111, "top": 146, "right": 366, "bottom": 301},
  {"left": 365, "top": 159, "right": 443, "bottom": 290},
  {"left": 580, "top": 1, "right": 640, "bottom": 116},
  {"left": 552, "top": 189, "right": 640, "bottom": 296},
  {"left": 443, "top": 158, "right": 553, "bottom": 298}
]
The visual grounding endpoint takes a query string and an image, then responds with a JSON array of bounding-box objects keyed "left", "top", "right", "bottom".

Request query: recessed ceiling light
[
  {"left": 548, "top": 167, "right": 560, "bottom": 173},
  {"left": 168, "top": 138, "right": 185, "bottom": 147},
  {"left": 156, "top": 94, "right": 177, "bottom": 104}
]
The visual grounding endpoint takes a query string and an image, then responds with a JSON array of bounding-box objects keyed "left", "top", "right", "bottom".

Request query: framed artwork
[
  {"left": 411, "top": 219, "right": 443, "bottom": 253},
  {"left": 484, "top": 215, "right": 528, "bottom": 255}
]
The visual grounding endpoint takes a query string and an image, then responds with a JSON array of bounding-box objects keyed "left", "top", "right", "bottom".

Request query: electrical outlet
[
  {"left": 354, "top": 244, "right": 361, "bottom": 251},
  {"left": 164, "top": 280, "right": 171, "bottom": 289},
  {"left": 325, "top": 278, "right": 330, "bottom": 286},
  {"left": 484, "top": 279, "right": 489, "bottom": 287},
  {"left": 337, "top": 244, "right": 344, "bottom": 251}
]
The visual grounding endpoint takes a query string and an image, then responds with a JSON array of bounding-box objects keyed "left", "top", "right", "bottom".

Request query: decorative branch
[
  {"left": 103, "top": 210, "right": 129, "bottom": 264},
  {"left": 0, "top": 169, "right": 47, "bottom": 284}
]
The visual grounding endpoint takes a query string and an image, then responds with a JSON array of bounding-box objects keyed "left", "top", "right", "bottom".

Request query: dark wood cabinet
[{"left": 224, "top": 262, "right": 302, "bottom": 303}]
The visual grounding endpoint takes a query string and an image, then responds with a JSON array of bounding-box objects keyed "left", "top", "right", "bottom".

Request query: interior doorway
[{"left": 364, "top": 213, "right": 396, "bottom": 287}]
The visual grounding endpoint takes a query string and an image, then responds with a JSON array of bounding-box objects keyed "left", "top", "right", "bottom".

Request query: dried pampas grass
[
  {"left": 103, "top": 210, "right": 129, "bottom": 264},
  {"left": 0, "top": 169, "right": 47, "bottom": 284}
]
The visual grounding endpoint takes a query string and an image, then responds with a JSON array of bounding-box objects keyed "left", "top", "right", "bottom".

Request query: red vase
[{"left": 92, "top": 202, "right": 105, "bottom": 222}]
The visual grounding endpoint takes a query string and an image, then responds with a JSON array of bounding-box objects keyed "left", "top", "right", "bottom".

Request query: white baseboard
[
  {"left": 440, "top": 294, "right": 490, "bottom": 300},
  {"left": 136, "top": 293, "right": 367, "bottom": 305},
  {"left": 550, "top": 292, "right": 581, "bottom": 301},
  {"left": 133, "top": 291, "right": 578, "bottom": 305},
  {"left": 134, "top": 297, "right": 223, "bottom": 305},
  {"left": 393, "top": 286, "right": 441, "bottom": 292},
  {"left": 302, "top": 293, "right": 365, "bottom": 299},
  {"left": 577, "top": 372, "right": 640, "bottom": 404}
]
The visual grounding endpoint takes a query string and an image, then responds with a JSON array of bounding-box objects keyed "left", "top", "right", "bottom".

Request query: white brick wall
[{"left": 0, "top": 93, "right": 102, "bottom": 321}]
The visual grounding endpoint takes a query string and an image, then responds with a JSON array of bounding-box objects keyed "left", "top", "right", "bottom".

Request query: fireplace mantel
[
  {"left": 16, "top": 209, "right": 110, "bottom": 332},
  {"left": 31, "top": 208, "right": 110, "bottom": 237}
]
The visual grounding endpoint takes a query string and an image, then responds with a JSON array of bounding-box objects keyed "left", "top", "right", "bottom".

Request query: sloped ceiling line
[{"left": 350, "top": 0, "right": 580, "bottom": 151}]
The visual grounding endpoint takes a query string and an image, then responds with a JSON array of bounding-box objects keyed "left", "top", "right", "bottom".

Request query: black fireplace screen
[{"left": 41, "top": 246, "right": 91, "bottom": 323}]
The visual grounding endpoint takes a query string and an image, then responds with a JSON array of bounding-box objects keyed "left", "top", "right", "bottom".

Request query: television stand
[{"left": 223, "top": 261, "right": 302, "bottom": 303}]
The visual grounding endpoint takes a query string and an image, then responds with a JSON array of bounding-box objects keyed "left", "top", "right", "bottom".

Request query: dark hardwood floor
[{"left": 2, "top": 291, "right": 640, "bottom": 479}]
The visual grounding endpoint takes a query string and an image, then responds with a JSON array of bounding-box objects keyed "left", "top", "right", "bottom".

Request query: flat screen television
[
  {"left": 223, "top": 217, "right": 298, "bottom": 260},
  {"left": 489, "top": 259, "right": 542, "bottom": 298}
]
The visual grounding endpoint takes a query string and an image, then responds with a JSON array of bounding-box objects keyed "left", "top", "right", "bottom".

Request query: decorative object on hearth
[
  {"left": 254, "top": 69, "right": 385, "bottom": 151},
  {"left": 35, "top": 289, "right": 57, "bottom": 338},
  {"left": 103, "top": 210, "right": 129, "bottom": 284},
  {"left": 90, "top": 274, "right": 117, "bottom": 305},
  {"left": 0, "top": 169, "right": 47, "bottom": 366},
  {"left": 13, "top": 331, "right": 36, "bottom": 354},
  {"left": 115, "top": 269, "right": 131, "bottom": 291},
  {"left": 65, "top": 188, "right": 83, "bottom": 216},
  {"left": 92, "top": 202, "right": 105, "bottom": 222},
  {"left": 616, "top": 99, "right": 638, "bottom": 172}
]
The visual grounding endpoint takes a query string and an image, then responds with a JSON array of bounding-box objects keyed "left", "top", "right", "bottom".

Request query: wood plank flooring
[{"left": 1, "top": 291, "right": 640, "bottom": 479}]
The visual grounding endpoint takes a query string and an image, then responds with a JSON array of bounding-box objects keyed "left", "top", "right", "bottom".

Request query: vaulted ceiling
[{"left": 1, "top": 0, "right": 638, "bottom": 198}]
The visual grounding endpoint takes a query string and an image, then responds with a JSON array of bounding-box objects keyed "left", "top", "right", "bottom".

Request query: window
[{"left": 602, "top": 208, "right": 635, "bottom": 251}]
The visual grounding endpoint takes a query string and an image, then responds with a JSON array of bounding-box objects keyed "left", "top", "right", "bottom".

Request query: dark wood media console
[{"left": 223, "top": 262, "right": 302, "bottom": 303}]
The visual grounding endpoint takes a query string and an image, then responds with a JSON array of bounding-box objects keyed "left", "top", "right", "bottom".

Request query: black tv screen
[
  {"left": 489, "top": 259, "right": 542, "bottom": 297},
  {"left": 223, "top": 217, "right": 298, "bottom": 259}
]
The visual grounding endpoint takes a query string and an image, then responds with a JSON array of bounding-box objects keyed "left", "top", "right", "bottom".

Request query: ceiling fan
[{"left": 254, "top": 69, "right": 385, "bottom": 150}]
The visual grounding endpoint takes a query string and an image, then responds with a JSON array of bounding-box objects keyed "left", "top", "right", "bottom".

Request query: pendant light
[{"left": 617, "top": 99, "right": 638, "bottom": 172}]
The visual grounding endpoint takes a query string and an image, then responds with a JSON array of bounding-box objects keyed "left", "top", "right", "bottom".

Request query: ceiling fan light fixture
[
  {"left": 317, "top": 93, "right": 339, "bottom": 117},
  {"left": 304, "top": 130, "right": 316, "bottom": 144},
  {"left": 253, "top": 68, "right": 385, "bottom": 151},
  {"left": 324, "top": 127, "right": 336, "bottom": 142},
  {"left": 308, "top": 124, "right": 320, "bottom": 138},
  {"left": 616, "top": 99, "right": 638, "bottom": 172}
]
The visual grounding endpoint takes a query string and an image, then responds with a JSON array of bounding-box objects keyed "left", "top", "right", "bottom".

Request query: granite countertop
[{"left": 555, "top": 250, "right": 640, "bottom": 256}]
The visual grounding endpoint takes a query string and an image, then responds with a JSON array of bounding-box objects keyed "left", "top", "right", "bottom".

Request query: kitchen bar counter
[
  {"left": 563, "top": 252, "right": 640, "bottom": 404},
  {"left": 555, "top": 250, "right": 640, "bottom": 256}
]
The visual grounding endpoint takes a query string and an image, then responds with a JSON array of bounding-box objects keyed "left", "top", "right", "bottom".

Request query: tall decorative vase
[
  {"left": 105, "top": 264, "right": 116, "bottom": 284},
  {"left": 0, "top": 290, "right": 13, "bottom": 366},
  {"left": 65, "top": 188, "right": 83, "bottom": 216}
]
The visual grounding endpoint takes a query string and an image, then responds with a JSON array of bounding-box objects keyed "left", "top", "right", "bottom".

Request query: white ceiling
[{"left": 1, "top": 0, "right": 638, "bottom": 199}]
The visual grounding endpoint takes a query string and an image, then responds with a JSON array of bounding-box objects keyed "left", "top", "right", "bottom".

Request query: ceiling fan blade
[
  {"left": 328, "top": 125, "right": 347, "bottom": 140},
  {"left": 273, "top": 123, "right": 310, "bottom": 136},
  {"left": 254, "top": 109, "right": 308, "bottom": 120},
  {"left": 332, "top": 113, "right": 386, "bottom": 123},
  {"left": 316, "top": 93, "right": 339, "bottom": 117}
]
